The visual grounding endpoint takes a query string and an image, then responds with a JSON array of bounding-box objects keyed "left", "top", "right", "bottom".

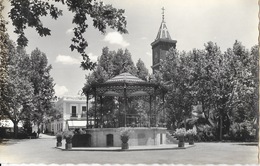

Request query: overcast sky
[{"left": 4, "top": 0, "right": 258, "bottom": 97}]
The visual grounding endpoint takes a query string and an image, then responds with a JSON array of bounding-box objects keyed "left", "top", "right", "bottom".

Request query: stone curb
[{"left": 55, "top": 144, "right": 196, "bottom": 152}]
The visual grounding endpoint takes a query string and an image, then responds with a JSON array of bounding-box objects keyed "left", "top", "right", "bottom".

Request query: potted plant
[
  {"left": 174, "top": 128, "right": 186, "bottom": 147},
  {"left": 186, "top": 129, "right": 196, "bottom": 145},
  {"left": 120, "top": 128, "right": 132, "bottom": 150},
  {"left": 63, "top": 130, "right": 74, "bottom": 150},
  {"left": 56, "top": 132, "right": 63, "bottom": 147}
]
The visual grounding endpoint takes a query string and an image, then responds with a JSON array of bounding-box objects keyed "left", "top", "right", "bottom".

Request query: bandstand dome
[{"left": 94, "top": 72, "right": 157, "bottom": 97}]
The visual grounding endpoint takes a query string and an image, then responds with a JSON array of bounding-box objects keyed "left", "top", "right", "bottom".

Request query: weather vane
[{"left": 162, "top": 7, "right": 165, "bottom": 21}]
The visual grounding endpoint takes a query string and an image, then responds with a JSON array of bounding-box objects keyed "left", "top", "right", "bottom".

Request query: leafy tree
[
  {"left": 156, "top": 41, "right": 257, "bottom": 138},
  {"left": 0, "top": 0, "right": 9, "bottom": 123},
  {"left": 226, "top": 42, "right": 258, "bottom": 123},
  {"left": 0, "top": 2, "right": 58, "bottom": 134},
  {"left": 111, "top": 49, "right": 137, "bottom": 76},
  {"left": 29, "top": 48, "right": 58, "bottom": 126},
  {"left": 136, "top": 58, "right": 149, "bottom": 81},
  {"left": 158, "top": 48, "right": 194, "bottom": 129},
  {"left": 8, "top": 0, "right": 128, "bottom": 70},
  {"left": 223, "top": 42, "right": 258, "bottom": 140},
  {"left": 1, "top": 43, "right": 34, "bottom": 138},
  {"left": 189, "top": 48, "right": 214, "bottom": 125},
  {"left": 98, "top": 47, "right": 114, "bottom": 77}
]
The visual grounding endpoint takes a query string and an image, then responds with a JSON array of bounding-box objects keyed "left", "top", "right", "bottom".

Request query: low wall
[{"left": 83, "top": 127, "right": 167, "bottom": 147}]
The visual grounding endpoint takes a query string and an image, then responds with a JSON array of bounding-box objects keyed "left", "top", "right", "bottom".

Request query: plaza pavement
[{"left": 0, "top": 134, "right": 258, "bottom": 164}]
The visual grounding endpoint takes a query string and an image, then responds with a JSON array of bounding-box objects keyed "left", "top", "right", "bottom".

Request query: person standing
[{"left": 37, "top": 128, "right": 41, "bottom": 138}]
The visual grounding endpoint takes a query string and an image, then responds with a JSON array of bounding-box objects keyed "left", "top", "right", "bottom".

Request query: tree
[
  {"left": 249, "top": 45, "right": 259, "bottom": 140},
  {"left": 98, "top": 47, "right": 114, "bottom": 77},
  {"left": 1, "top": 43, "right": 34, "bottom": 138},
  {"left": 223, "top": 42, "right": 258, "bottom": 140},
  {"left": 0, "top": 0, "right": 9, "bottom": 123},
  {"left": 29, "top": 48, "right": 58, "bottom": 126},
  {"left": 158, "top": 48, "right": 194, "bottom": 129},
  {"left": 8, "top": 0, "right": 128, "bottom": 70},
  {"left": 111, "top": 49, "right": 137, "bottom": 76},
  {"left": 136, "top": 59, "right": 149, "bottom": 81},
  {"left": 186, "top": 41, "right": 258, "bottom": 141}
]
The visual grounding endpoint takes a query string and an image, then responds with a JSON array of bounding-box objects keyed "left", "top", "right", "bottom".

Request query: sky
[{"left": 3, "top": 0, "right": 258, "bottom": 97}]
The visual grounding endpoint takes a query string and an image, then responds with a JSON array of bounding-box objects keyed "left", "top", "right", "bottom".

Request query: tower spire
[
  {"left": 162, "top": 7, "right": 165, "bottom": 22},
  {"left": 155, "top": 7, "right": 171, "bottom": 40}
]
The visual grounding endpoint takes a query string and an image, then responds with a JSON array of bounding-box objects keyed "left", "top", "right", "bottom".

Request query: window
[
  {"left": 81, "top": 106, "right": 87, "bottom": 117},
  {"left": 82, "top": 106, "right": 86, "bottom": 112},
  {"left": 71, "top": 106, "right": 77, "bottom": 117}
]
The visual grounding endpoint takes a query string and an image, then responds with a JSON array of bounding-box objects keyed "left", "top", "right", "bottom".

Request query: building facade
[{"left": 47, "top": 96, "right": 91, "bottom": 134}]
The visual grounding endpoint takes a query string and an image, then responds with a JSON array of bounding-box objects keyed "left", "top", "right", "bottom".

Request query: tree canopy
[
  {"left": 157, "top": 41, "right": 258, "bottom": 141},
  {"left": 0, "top": 39, "right": 34, "bottom": 138},
  {"left": 0, "top": 35, "right": 57, "bottom": 138},
  {"left": 7, "top": 0, "right": 128, "bottom": 70}
]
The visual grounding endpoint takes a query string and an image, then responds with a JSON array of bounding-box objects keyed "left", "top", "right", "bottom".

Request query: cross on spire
[{"left": 162, "top": 7, "right": 165, "bottom": 21}]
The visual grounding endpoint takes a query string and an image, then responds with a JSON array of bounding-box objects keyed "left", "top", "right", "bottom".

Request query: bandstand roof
[
  {"left": 106, "top": 72, "right": 145, "bottom": 84},
  {"left": 94, "top": 72, "right": 157, "bottom": 97}
]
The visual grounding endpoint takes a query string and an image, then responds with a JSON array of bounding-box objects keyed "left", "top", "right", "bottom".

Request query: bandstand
[{"left": 83, "top": 72, "right": 167, "bottom": 147}]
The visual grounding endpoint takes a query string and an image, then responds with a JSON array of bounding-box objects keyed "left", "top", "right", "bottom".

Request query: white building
[
  {"left": 47, "top": 96, "right": 92, "bottom": 134},
  {"left": 0, "top": 119, "right": 23, "bottom": 128}
]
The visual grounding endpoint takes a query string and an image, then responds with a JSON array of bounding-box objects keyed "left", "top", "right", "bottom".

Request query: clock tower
[{"left": 151, "top": 7, "right": 177, "bottom": 73}]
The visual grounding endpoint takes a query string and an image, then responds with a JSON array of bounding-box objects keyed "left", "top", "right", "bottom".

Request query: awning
[{"left": 67, "top": 120, "right": 86, "bottom": 129}]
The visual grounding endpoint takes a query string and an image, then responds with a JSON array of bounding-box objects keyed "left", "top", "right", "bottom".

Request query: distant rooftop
[{"left": 58, "top": 96, "right": 86, "bottom": 101}]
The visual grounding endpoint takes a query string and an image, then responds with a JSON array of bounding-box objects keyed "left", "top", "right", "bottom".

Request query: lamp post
[{"left": 86, "top": 93, "right": 89, "bottom": 129}]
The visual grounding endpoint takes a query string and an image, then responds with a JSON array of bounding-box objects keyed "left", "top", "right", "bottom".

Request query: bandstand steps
[{"left": 166, "top": 131, "right": 178, "bottom": 144}]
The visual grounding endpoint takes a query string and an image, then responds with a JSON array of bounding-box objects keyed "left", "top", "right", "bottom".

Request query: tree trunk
[
  {"left": 184, "top": 116, "right": 187, "bottom": 129},
  {"left": 256, "top": 113, "right": 259, "bottom": 141},
  {"left": 13, "top": 121, "right": 18, "bottom": 139},
  {"left": 219, "top": 114, "right": 223, "bottom": 141}
]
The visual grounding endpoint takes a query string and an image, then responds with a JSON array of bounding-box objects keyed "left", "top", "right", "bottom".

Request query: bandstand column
[
  {"left": 153, "top": 95, "right": 156, "bottom": 127},
  {"left": 100, "top": 96, "right": 103, "bottom": 128},
  {"left": 149, "top": 95, "right": 152, "bottom": 127},
  {"left": 163, "top": 93, "right": 165, "bottom": 126},
  {"left": 94, "top": 88, "right": 97, "bottom": 128},
  {"left": 124, "top": 83, "right": 127, "bottom": 127}
]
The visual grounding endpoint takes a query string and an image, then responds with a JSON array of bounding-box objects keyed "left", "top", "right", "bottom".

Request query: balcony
[
  {"left": 81, "top": 113, "right": 86, "bottom": 117},
  {"left": 70, "top": 114, "right": 78, "bottom": 119}
]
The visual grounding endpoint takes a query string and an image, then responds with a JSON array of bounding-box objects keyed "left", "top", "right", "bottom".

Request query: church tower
[{"left": 151, "top": 7, "right": 177, "bottom": 73}]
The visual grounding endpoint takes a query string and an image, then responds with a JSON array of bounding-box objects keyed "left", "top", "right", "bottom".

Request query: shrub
[
  {"left": 230, "top": 121, "right": 256, "bottom": 142},
  {"left": 196, "top": 124, "right": 217, "bottom": 142},
  {"left": 63, "top": 130, "right": 74, "bottom": 143},
  {"left": 186, "top": 129, "right": 197, "bottom": 136},
  {"left": 119, "top": 128, "right": 132, "bottom": 143},
  {"left": 56, "top": 132, "right": 63, "bottom": 141},
  {"left": 74, "top": 128, "right": 86, "bottom": 135},
  {"left": 174, "top": 128, "right": 186, "bottom": 137}
]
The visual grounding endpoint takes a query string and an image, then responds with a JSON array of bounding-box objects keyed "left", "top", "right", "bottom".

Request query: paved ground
[{"left": 0, "top": 134, "right": 258, "bottom": 164}]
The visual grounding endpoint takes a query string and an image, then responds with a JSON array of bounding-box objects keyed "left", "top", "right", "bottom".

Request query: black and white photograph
[{"left": 0, "top": 0, "right": 258, "bottom": 165}]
